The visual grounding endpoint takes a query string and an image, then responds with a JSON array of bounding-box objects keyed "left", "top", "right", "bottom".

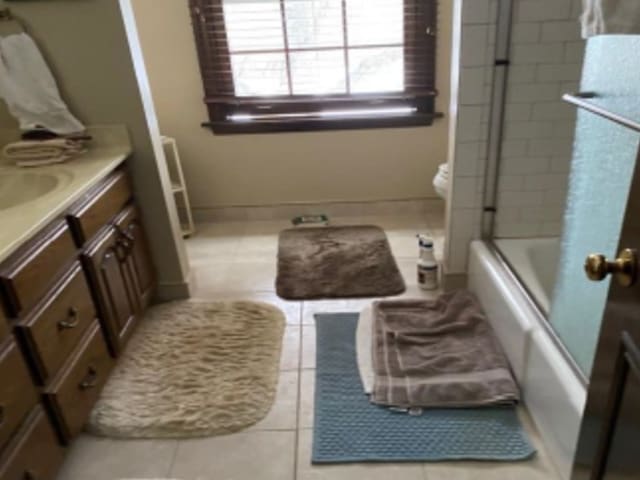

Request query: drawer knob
[
  {"left": 23, "top": 471, "right": 37, "bottom": 480},
  {"left": 57, "top": 307, "right": 80, "bottom": 330},
  {"left": 79, "top": 366, "right": 98, "bottom": 390}
]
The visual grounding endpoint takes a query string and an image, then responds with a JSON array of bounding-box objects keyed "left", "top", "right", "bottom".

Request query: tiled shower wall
[
  {"left": 444, "top": 0, "right": 496, "bottom": 275},
  {"left": 494, "top": 0, "right": 585, "bottom": 237},
  {"left": 445, "top": 0, "right": 586, "bottom": 275}
]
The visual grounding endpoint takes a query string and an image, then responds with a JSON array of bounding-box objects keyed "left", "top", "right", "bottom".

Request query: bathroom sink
[{"left": 0, "top": 171, "right": 70, "bottom": 211}]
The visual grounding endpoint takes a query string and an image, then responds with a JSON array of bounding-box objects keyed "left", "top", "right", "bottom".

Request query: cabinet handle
[
  {"left": 57, "top": 307, "right": 80, "bottom": 330},
  {"left": 79, "top": 367, "right": 98, "bottom": 390},
  {"left": 115, "top": 225, "right": 135, "bottom": 243},
  {"left": 23, "top": 471, "right": 37, "bottom": 480},
  {"left": 0, "top": 404, "right": 4, "bottom": 426}
]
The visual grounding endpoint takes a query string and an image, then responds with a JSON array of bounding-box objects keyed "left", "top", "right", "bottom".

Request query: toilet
[{"left": 433, "top": 163, "right": 449, "bottom": 199}]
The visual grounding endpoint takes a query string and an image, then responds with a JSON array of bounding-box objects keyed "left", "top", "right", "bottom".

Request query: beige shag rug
[{"left": 88, "top": 301, "right": 285, "bottom": 439}]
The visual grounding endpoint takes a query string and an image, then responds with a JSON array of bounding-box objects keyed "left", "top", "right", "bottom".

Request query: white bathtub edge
[{"left": 468, "top": 240, "right": 587, "bottom": 480}]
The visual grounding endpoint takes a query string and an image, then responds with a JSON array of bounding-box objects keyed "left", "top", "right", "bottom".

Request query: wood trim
[
  {"left": 204, "top": 110, "right": 441, "bottom": 134},
  {"left": 189, "top": 0, "right": 439, "bottom": 133}
]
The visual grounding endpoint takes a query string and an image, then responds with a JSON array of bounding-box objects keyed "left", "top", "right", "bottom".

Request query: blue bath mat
[{"left": 312, "top": 313, "right": 536, "bottom": 464}]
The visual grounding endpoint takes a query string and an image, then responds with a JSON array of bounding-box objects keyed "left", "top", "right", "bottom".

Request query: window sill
[{"left": 202, "top": 112, "right": 443, "bottom": 135}]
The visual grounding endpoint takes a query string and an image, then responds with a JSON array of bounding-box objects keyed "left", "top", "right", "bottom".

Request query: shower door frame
[{"left": 478, "top": 0, "right": 588, "bottom": 386}]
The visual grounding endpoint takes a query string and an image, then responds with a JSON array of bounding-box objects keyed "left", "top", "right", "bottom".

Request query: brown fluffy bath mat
[
  {"left": 276, "top": 225, "right": 406, "bottom": 300},
  {"left": 88, "top": 301, "right": 285, "bottom": 439}
]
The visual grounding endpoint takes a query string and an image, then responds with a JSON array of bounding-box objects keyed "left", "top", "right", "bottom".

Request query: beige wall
[
  {"left": 131, "top": 0, "right": 453, "bottom": 209},
  {"left": 0, "top": 0, "right": 190, "bottom": 298}
]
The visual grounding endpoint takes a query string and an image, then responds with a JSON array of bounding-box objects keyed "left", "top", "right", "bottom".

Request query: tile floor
[{"left": 56, "top": 213, "right": 561, "bottom": 480}]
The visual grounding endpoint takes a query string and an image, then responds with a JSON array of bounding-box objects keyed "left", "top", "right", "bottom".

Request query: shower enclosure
[{"left": 484, "top": 0, "right": 640, "bottom": 382}]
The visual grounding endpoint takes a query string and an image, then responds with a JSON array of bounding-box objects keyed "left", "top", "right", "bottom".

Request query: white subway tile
[
  {"left": 507, "top": 82, "right": 562, "bottom": 103},
  {"left": 454, "top": 142, "right": 483, "bottom": 176},
  {"left": 564, "top": 41, "right": 586, "bottom": 63},
  {"left": 536, "top": 63, "right": 582, "bottom": 82},
  {"left": 509, "top": 65, "right": 537, "bottom": 84},
  {"left": 462, "top": 0, "right": 492, "bottom": 24},
  {"left": 452, "top": 177, "right": 480, "bottom": 208},
  {"left": 504, "top": 103, "right": 533, "bottom": 122},
  {"left": 461, "top": 25, "right": 490, "bottom": 67},
  {"left": 459, "top": 67, "right": 490, "bottom": 105},
  {"left": 512, "top": 43, "right": 565, "bottom": 64},
  {"left": 504, "top": 121, "right": 554, "bottom": 140},
  {"left": 512, "top": 22, "right": 541, "bottom": 44},
  {"left": 540, "top": 21, "right": 582, "bottom": 42},
  {"left": 528, "top": 138, "right": 573, "bottom": 157},
  {"left": 531, "top": 101, "right": 576, "bottom": 120},
  {"left": 500, "top": 156, "right": 551, "bottom": 175},
  {"left": 516, "top": 1, "right": 572, "bottom": 22}
]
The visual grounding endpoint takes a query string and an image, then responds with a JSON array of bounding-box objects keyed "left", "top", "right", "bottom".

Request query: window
[{"left": 189, "top": 0, "right": 439, "bottom": 133}]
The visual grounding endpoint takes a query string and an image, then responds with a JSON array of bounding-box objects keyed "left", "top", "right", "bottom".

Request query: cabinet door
[
  {"left": 81, "top": 227, "right": 137, "bottom": 356},
  {"left": 114, "top": 206, "right": 155, "bottom": 312}
]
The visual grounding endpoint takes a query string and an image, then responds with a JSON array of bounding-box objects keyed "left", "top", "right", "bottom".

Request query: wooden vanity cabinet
[
  {"left": 82, "top": 227, "right": 139, "bottom": 356},
  {"left": 113, "top": 205, "right": 155, "bottom": 312},
  {"left": 0, "top": 406, "right": 65, "bottom": 480},
  {"left": 0, "top": 165, "right": 158, "bottom": 477},
  {"left": 0, "top": 310, "right": 7, "bottom": 344}
]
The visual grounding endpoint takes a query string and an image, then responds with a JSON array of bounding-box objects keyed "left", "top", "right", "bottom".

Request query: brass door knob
[{"left": 585, "top": 248, "right": 638, "bottom": 287}]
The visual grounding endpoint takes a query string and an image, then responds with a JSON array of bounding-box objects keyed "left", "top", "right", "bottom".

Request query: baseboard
[
  {"left": 155, "top": 280, "right": 192, "bottom": 302},
  {"left": 192, "top": 198, "right": 445, "bottom": 223},
  {"left": 442, "top": 272, "right": 468, "bottom": 291}
]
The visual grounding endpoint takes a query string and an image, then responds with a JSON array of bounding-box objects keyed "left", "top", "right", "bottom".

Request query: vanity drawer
[
  {"left": 0, "top": 309, "right": 8, "bottom": 344},
  {"left": 0, "top": 221, "right": 77, "bottom": 316},
  {"left": 67, "top": 170, "right": 132, "bottom": 246},
  {"left": 17, "top": 263, "right": 97, "bottom": 384},
  {"left": 44, "top": 322, "right": 114, "bottom": 442},
  {"left": 0, "top": 406, "right": 65, "bottom": 480},
  {"left": 0, "top": 339, "right": 39, "bottom": 451}
]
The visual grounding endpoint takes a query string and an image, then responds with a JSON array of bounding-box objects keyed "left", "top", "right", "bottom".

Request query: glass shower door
[{"left": 548, "top": 36, "right": 640, "bottom": 378}]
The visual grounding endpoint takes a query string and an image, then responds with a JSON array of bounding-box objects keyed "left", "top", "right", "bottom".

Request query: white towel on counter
[
  {"left": 3, "top": 138, "right": 87, "bottom": 167},
  {"left": 0, "top": 33, "right": 85, "bottom": 135},
  {"left": 582, "top": 0, "right": 640, "bottom": 38}
]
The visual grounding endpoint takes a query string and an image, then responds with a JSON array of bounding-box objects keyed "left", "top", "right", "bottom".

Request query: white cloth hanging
[
  {"left": 0, "top": 33, "right": 85, "bottom": 134},
  {"left": 581, "top": 0, "right": 640, "bottom": 38}
]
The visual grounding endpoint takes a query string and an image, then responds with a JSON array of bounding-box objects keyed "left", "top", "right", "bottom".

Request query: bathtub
[
  {"left": 468, "top": 241, "right": 587, "bottom": 480},
  {"left": 494, "top": 238, "right": 560, "bottom": 313}
]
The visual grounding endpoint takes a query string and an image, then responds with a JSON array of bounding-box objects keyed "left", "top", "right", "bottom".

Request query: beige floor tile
[
  {"left": 297, "top": 430, "right": 425, "bottom": 480},
  {"left": 218, "top": 259, "right": 278, "bottom": 292},
  {"left": 56, "top": 436, "right": 177, "bottom": 480},
  {"left": 422, "top": 457, "right": 556, "bottom": 480},
  {"left": 171, "top": 430, "right": 295, "bottom": 480},
  {"left": 299, "top": 369, "right": 315, "bottom": 429},
  {"left": 248, "top": 370, "right": 299, "bottom": 431},
  {"left": 302, "top": 325, "right": 316, "bottom": 369},
  {"left": 280, "top": 325, "right": 301, "bottom": 371},
  {"left": 189, "top": 260, "right": 233, "bottom": 296}
]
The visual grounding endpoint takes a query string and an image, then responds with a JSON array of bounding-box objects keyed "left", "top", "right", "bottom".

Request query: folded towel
[
  {"left": 0, "top": 33, "right": 85, "bottom": 134},
  {"left": 3, "top": 138, "right": 87, "bottom": 167},
  {"left": 582, "top": 0, "right": 640, "bottom": 38},
  {"left": 371, "top": 291, "right": 520, "bottom": 409},
  {"left": 356, "top": 306, "right": 375, "bottom": 395}
]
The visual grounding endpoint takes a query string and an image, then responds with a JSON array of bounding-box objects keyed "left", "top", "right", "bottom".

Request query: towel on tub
[
  {"left": 371, "top": 291, "right": 520, "bottom": 409},
  {"left": 581, "top": 0, "right": 640, "bottom": 37}
]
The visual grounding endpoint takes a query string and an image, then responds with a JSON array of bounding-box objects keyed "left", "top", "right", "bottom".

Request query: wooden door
[
  {"left": 114, "top": 206, "right": 155, "bottom": 312},
  {"left": 81, "top": 227, "right": 137, "bottom": 356},
  {"left": 571, "top": 144, "right": 640, "bottom": 480}
]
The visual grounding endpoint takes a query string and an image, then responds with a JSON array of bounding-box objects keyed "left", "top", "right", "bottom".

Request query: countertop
[{"left": 0, "top": 126, "right": 131, "bottom": 264}]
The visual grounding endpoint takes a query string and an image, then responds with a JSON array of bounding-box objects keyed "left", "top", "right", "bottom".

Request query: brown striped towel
[{"left": 371, "top": 291, "right": 520, "bottom": 409}]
